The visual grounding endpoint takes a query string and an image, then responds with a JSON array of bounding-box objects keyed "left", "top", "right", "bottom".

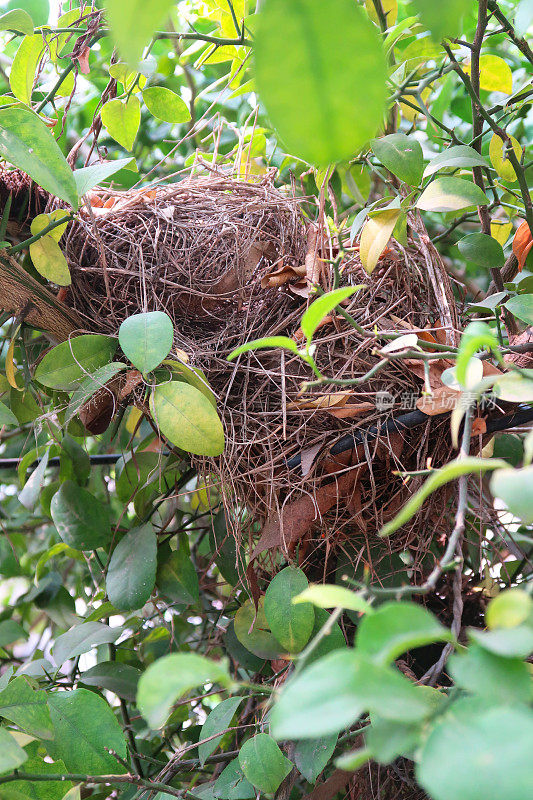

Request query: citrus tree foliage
[{"left": 0, "top": 1, "right": 532, "bottom": 799}]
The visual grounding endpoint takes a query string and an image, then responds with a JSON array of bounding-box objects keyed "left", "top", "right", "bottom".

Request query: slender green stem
[{"left": 7, "top": 214, "right": 75, "bottom": 254}]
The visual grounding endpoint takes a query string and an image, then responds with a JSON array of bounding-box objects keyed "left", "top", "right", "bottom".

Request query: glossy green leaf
[
  {"left": 0, "top": 676, "right": 53, "bottom": 739},
  {"left": 0, "top": 108, "right": 78, "bottom": 207},
  {"left": 80, "top": 662, "right": 141, "bottom": 702},
  {"left": 449, "top": 644, "right": 533, "bottom": 706},
  {"left": 264, "top": 567, "right": 315, "bottom": 654},
  {"left": 371, "top": 134, "right": 423, "bottom": 185},
  {"left": 214, "top": 758, "right": 256, "bottom": 800},
  {"left": 50, "top": 481, "right": 111, "bottom": 550},
  {"left": 469, "top": 626, "right": 533, "bottom": 659},
  {"left": 0, "top": 727, "right": 27, "bottom": 773},
  {"left": 239, "top": 734, "right": 292, "bottom": 794},
  {"left": 157, "top": 546, "right": 199, "bottom": 605},
  {"left": 150, "top": 381, "right": 224, "bottom": 456},
  {"left": 48, "top": 689, "right": 127, "bottom": 773},
  {"left": 301, "top": 286, "right": 364, "bottom": 343},
  {"left": 417, "top": 705, "right": 533, "bottom": 800},
  {"left": 119, "top": 311, "right": 174, "bottom": 373},
  {"left": 356, "top": 602, "right": 452, "bottom": 664},
  {"left": 73, "top": 157, "right": 136, "bottom": 197},
  {"left": 305, "top": 608, "right": 347, "bottom": 665},
  {"left": 66, "top": 362, "right": 127, "bottom": 421},
  {"left": 490, "top": 467, "right": 533, "bottom": 524},
  {"left": 293, "top": 735, "right": 337, "bottom": 783},
  {"left": 417, "top": 177, "right": 489, "bottom": 212},
  {"left": 458, "top": 233, "right": 504, "bottom": 269},
  {"left": 115, "top": 451, "right": 160, "bottom": 503},
  {"left": 423, "top": 145, "right": 489, "bottom": 179},
  {"left": 199, "top": 697, "right": 242, "bottom": 767},
  {"left": 34, "top": 335, "right": 117, "bottom": 391},
  {"left": 163, "top": 360, "right": 216, "bottom": 407},
  {"left": 505, "top": 294, "right": 533, "bottom": 325},
  {"left": 456, "top": 321, "right": 499, "bottom": 386},
  {"left": 29, "top": 236, "right": 71, "bottom": 286},
  {"left": 105, "top": 0, "right": 174, "bottom": 66},
  {"left": 228, "top": 336, "right": 299, "bottom": 361},
  {"left": 234, "top": 598, "right": 284, "bottom": 660},
  {"left": 412, "top": 0, "right": 469, "bottom": 42},
  {"left": 107, "top": 525, "right": 157, "bottom": 611},
  {"left": 380, "top": 458, "right": 506, "bottom": 537},
  {"left": 9, "top": 34, "right": 45, "bottom": 104},
  {"left": 254, "top": 0, "right": 387, "bottom": 165},
  {"left": 137, "top": 653, "right": 232, "bottom": 728},
  {"left": 101, "top": 96, "right": 141, "bottom": 150},
  {"left": 143, "top": 86, "right": 191, "bottom": 123},
  {"left": 52, "top": 621, "right": 123, "bottom": 665},
  {"left": 485, "top": 589, "right": 533, "bottom": 630},
  {"left": 293, "top": 584, "right": 372, "bottom": 614},
  {"left": 0, "top": 400, "right": 18, "bottom": 428},
  {"left": 0, "top": 9, "right": 34, "bottom": 35},
  {"left": 270, "top": 650, "right": 433, "bottom": 740}
]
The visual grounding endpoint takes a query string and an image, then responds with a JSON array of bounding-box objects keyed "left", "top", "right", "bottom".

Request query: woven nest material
[{"left": 42, "top": 171, "right": 462, "bottom": 584}]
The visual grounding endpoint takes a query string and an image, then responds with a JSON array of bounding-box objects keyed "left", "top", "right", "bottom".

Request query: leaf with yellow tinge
[
  {"left": 9, "top": 34, "right": 46, "bottom": 104},
  {"left": 490, "top": 221, "right": 513, "bottom": 246},
  {"left": 400, "top": 87, "right": 430, "bottom": 122},
  {"left": 466, "top": 55, "right": 512, "bottom": 94},
  {"left": 30, "top": 237, "right": 71, "bottom": 286},
  {"left": 365, "top": 0, "right": 397, "bottom": 26},
  {"left": 30, "top": 210, "right": 71, "bottom": 242},
  {"left": 359, "top": 209, "right": 400, "bottom": 274},
  {"left": 150, "top": 381, "right": 224, "bottom": 456},
  {"left": 125, "top": 406, "right": 143, "bottom": 435},
  {"left": 489, "top": 134, "right": 522, "bottom": 182},
  {"left": 5, "top": 325, "right": 21, "bottom": 390},
  {"left": 101, "top": 96, "right": 141, "bottom": 150}
]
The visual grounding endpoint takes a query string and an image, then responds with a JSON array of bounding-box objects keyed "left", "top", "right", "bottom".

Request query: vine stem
[{"left": 0, "top": 772, "right": 185, "bottom": 797}]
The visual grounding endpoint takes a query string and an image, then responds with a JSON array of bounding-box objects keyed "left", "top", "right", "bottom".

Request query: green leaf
[
  {"left": 143, "top": 86, "right": 191, "bottom": 123},
  {"left": 106, "top": 525, "right": 157, "bottom": 611},
  {"left": 234, "top": 598, "right": 284, "bottom": 660},
  {"left": 101, "top": 96, "right": 141, "bottom": 150},
  {"left": 365, "top": 717, "right": 422, "bottom": 764},
  {"left": 137, "top": 653, "right": 232, "bottom": 728},
  {"left": 359, "top": 209, "right": 401, "bottom": 274},
  {"left": 52, "top": 621, "right": 123, "bottom": 665},
  {"left": 0, "top": 620, "right": 27, "bottom": 648},
  {"left": 356, "top": 602, "right": 452, "bottom": 664},
  {"left": 411, "top": 0, "right": 469, "bottom": 42},
  {"left": 119, "top": 311, "right": 174, "bottom": 374},
  {"left": 214, "top": 758, "right": 256, "bottom": 800},
  {"left": 264, "top": 567, "right": 315, "bottom": 654},
  {"left": 115, "top": 451, "right": 160, "bottom": 503},
  {"left": 516, "top": 0, "right": 533, "bottom": 37},
  {"left": 0, "top": 676, "right": 53, "bottom": 739},
  {"left": 270, "top": 650, "right": 433, "bottom": 740},
  {"left": 66, "top": 362, "right": 128, "bottom": 421},
  {"left": 0, "top": 400, "right": 18, "bottom": 428},
  {"left": 293, "top": 584, "right": 372, "bottom": 614},
  {"left": 47, "top": 689, "right": 127, "bottom": 773},
  {"left": 0, "top": 9, "right": 34, "bottom": 35},
  {"left": 422, "top": 145, "right": 488, "bottom": 179},
  {"left": 254, "top": 0, "right": 387, "bottom": 165},
  {"left": 456, "top": 321, "right": 499, "bottom": 386},
  {"left": 105, "top": 0, "right": 174, "bottom": 66},
  {"left": 371, "top": 134, "right": 423, "bottom": 185},
  {"left": 417, "top": 705, "right": 533, "bottom": 800},
  {"left": 9, "top": 34, "right": 45, "bottom": 104},
  {"left": 0, "top": 727, "right": 27, "bottom": 773},
  {"left": 0, "top": 107, "right": 78, "bottom": 207},
  {"left": 449, "top": 644, "right": 533, "bottom": 706},
  {"left": 505, "top": 294, "right": 533, "bottom": 325},
  {"left": 198, "top": 697, "right": 242, "bottom": 767},
  {"left": 306, "top": 608, "right": 347, "bottom": 665},
  {"left": 228, "top": 336, "right": 299, "bottom": 361},
  {"left": 301, "top": 286, "right": 364, "bottom": 343},
  {"left": 30, "top": 210, "right": 71, "bottom": 242},
  {"left": 34, "top": 335, "right": 118, "bottom": 391},
  {"left": 486, "top": 589, "right": 533, "bottom": 630},
  {"left": 458, "top": 233, "right": 504, "bottom": 269},
  {"left": 80, "top": 662, "right": 141, "bottom": 702},
  {"left": 293, "top": 735, "right": 337, "bottom": 783},
  {"left": 490, "top": 468, "right": 533, "bottom": 524},
  {"left": 335, "top": 747, "right": 372, "bottom": 771},
  {"left": 469, "top": 626, "right": 533, "bottom": 659},
  {"left": 380, "top": 457, "right": 507, "bottom": 537},
  {"left": 239, "top": 734, "right": 293, "bottom": 795},
  {"left": 150, "top": 381, "right": 224, "bottom": 457},
  {"left": 0, "top": 743, "right": 71, "bottom": 800},
  {"left": 416, "top": 177, "right": 489, "bottom": 212},
  {"left": 29, "top": 236, "right": 71, "bottom": 286},
  {"left": 73, "top": 157, "right": 136, "bottom": 197},
  {"left": 18, "top": 447, "right": 49, "bottom": 509},
  {"left": 163, "top": 360, "right": 216, "bottom": 407},
  {"left": 50, "top": 481, "right": 112, "bottom": 550},
  {"left": 157, "top": 546, "right": 199, "bottom": 605}
]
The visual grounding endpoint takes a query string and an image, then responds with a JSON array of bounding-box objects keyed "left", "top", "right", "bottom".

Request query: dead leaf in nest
[
  {"left": 287, "top": 391, "right": 352, "bottom": 411},
  {"left": 416, "top": 386, "right": 459, "bottom": 415},
  {"left": 79, "top": 386, "right": 117, "bottom": 434},
  {"left": 251, "top": 468, "right": 362, "bottom": 559},
  {"left": 75, "top": 46, "right": 91, "bottom": 74},
  {"left": 471, "top": 417, "right": 487, "bottom": 436},
  {"left": 327, "top": 401, "right": 375, "bottom": 420},
  {"left": 300, "top": 440, "right": 326, "bottom": 477},
  {"left": 261, "top": 260, "right": 306, "bottom": 289},
  {"left": 117, "top": 369, "right": 144, "bottom": 401},
  {"left": 289, "top": 278, "right": 311, "bottom": 298},
  {"left": 512, "top": 220, "right": 533, "bottom": 271},
  {"left": 245, "top": 240, "right": 277, "bottom": 274},
  {"left": 405, "top": 358, "right": 453, "bottom": 390}
]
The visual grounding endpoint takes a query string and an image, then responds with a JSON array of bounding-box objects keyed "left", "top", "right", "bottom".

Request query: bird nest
[{"left": 37, "top": 171, "right": 460, "bottom": 586}]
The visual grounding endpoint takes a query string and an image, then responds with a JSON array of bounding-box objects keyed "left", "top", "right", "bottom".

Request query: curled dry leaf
[
  {"left": 261, "top": 260, "right": 306, "bottom": 289},
  {"left": 512, "top": 220, "right": 533, "bottom": 271},
  {"left": 416, "top": 386, "right": 460, "bottom": 416},
  {"left": 75, "top": 46, "right": 91, "bottom": 74},
  {"left": 471, "top": 417, "right": 487, "bottom": 436}
]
